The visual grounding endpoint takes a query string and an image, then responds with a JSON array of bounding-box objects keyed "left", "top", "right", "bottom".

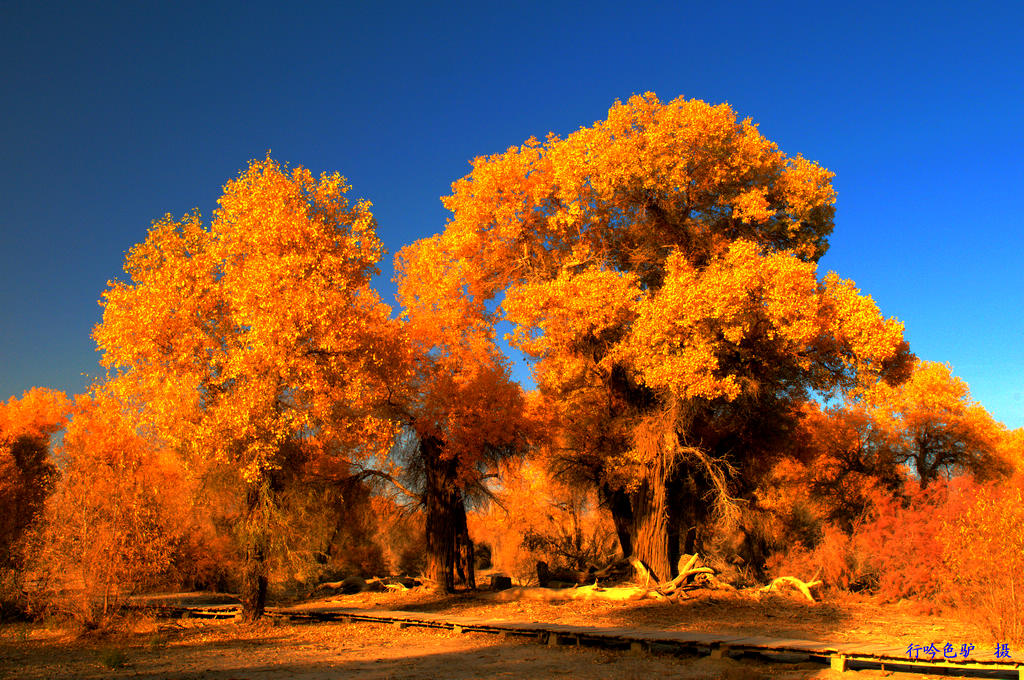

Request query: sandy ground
[
  {"left": 319, "top": 586, "right": 989, "bottom": 649},
  {"left": 0, "top": 590, "right": 1001, "bottom": 679},
  {"left": 0, "top": 617, "right": 877, "bottom": 680}
]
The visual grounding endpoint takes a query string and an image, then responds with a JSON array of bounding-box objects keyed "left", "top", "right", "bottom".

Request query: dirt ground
[
  {"left": 330, "top": 586, "right": 987, "bottom": 648},
  {"left": 0, "top": 590, "right": 1003, "bottom": 680}
]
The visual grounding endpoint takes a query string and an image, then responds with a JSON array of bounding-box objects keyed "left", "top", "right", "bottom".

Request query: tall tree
[
  {"left": 392, "top": 237, "right": 531, "bottom": 592},
  {"left": 414, "top": 93, "right": 911, "bottom": 581},
  {"left": 94, "top": 156, "right": 398, "bottom": 619}
]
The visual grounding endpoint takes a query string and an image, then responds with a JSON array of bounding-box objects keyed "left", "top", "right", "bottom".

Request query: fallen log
[
  {"left": 486, "top": 584, "right": 664, "bottom": 603},
  {"left": 651, "top": 553, "right": 716, "bottom": 595},
  {"left": 761, "top": 576, "right": 822, "bottom": 602}
]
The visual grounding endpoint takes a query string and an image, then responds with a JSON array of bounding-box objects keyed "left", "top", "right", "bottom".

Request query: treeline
[{"left": 1, "top": 94, "right": 1021, "bottom": 638}]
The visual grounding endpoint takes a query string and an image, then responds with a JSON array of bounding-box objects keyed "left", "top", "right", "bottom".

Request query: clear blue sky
[{"left": 2, "top": 1, "right": 1022, "bottom": 428}]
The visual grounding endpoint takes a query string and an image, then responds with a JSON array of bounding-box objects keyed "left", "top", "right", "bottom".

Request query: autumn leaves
[
  {"left": 9, "top": 92, "right": 1011, "bottom": 623},
  {"left": 416, "top": 93, "right": 915, "bottom": 581}
]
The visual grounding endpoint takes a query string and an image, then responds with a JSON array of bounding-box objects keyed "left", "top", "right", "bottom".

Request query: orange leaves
[
  {"left": 619, "top": 241, "right": 906, "bottom": 401},
  {"left": 0, "top": 387, "right": 70, "bottom": 446},
  {"left": 212, "top": 156, "right": 384, "bottom": 363},
  {"left": 395, "top": 242, "right": 529, "bottom": 481},
  {"left": 503, "top": 267, "right": 641, "bottom": 391},
  {"left": 437, "top": 93, "right": 837, "bottom": 305},
  {"left": 95, "top": 156, "right": 398, "bottom": 483},
  {"left": 27, "top": 385, "right": 192, "bottom": 624},
  {"left": 861, "top": 360, "right": 1006, "bottom": 485},
  {"left": 0, "top": 388, "right": 69, "bottom": 572},
  {"left": 732, "top": 187, "right": 774, "bottom": 224},
  {"left": 941, "top": 478, "right": 1024, "bottom": 642},
  {"left": 427, "top": 93, "right": 858, "bottom": 412},
  {"left": 419, "top": 93, "right": 901, "bottom": 521},
  {"left": 623, "top": 242, "right": 815, "bottom": 400}
]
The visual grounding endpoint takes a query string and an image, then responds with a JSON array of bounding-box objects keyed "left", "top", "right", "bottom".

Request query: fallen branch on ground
[
  {"left": 761, "top": 576, "right": 822, "bottom": 602},
  {"left": 486, "top": 584, "right": 665, "bottom": 603}
]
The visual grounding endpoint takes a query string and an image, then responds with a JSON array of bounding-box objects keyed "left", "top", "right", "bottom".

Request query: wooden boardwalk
[{"left": 154, "top": 603, "right": 1024, "bottom": 678}]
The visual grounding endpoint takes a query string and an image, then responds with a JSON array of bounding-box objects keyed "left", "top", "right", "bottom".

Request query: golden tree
[
  {"left": 413, "top": 93, "right": 911, "bottom": 581},
  {"left": 27, "top": 386, "right": 191, "bottom": 626},
  {"left": 94, "top": 156, "right": 399, "bottom": 619},
  {"left": 864, "top": 360, "right": 1008, "bottom": 487},
  {"left": 392, "top": 237, "right": 532, "bottom": 592},
  {"left": 0, "top": 388, "right": 69, "bottom": 594}
]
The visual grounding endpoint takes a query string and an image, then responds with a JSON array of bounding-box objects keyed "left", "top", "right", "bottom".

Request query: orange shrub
[
  {"left": 857, "top": 483, "right": 948, "bottom": 601},
  {"left": 469, "top": 460, "right": 616, "bottom": 585},
  {"left": 25, "top": 392, "right": 192, "bottom": 627},
  {"left": 941, "top": 476, "right": 1024, "bottom": 643},
  {"left": 767, "top": 523, "right": 872, "bottom": 592}
]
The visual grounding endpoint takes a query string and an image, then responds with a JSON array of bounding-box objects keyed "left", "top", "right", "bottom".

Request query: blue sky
[{"left": 1, "top": 1, "right": 1022, "bottom": 427}]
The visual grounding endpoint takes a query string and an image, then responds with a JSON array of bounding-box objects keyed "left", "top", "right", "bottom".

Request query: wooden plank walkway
[{"left": 149, "top": 603, "right": 1024, "bottom": 678}]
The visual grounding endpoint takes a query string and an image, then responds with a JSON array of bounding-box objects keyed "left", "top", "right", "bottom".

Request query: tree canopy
[{"left": 405, "top": 93, "right": 912, "bottom": 580}]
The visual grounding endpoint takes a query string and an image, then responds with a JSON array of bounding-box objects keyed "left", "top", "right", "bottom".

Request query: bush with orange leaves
[
  {"left": 766, "top": 477, "right": 972, "bottom": 599},
  {"left": 857, "top": 474, "right": 1024, "bottom": 642},
  {"left": 941, "top": 475, "right": 1024, "bottom": 643},
  {"left": 25, "top": 388, "right": 193, "bottom": 627},
  {"left": 0, "top": 388, "right": 69, "bottom": 618},
  {"left": 765, "top": 522, "right": 873, "bottom": 593},
  {"left": 469, "top": 459, "right": 617, "bottom": 586},
  {"left": 766, "top": 470, "right": 1024, "bottom": 643},
  {"left": 855, "top": 479, "right": 975, "bottom": 603}
]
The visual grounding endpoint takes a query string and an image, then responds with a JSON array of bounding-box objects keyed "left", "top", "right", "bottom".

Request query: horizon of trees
[{"left": 1, "top": 93, "right": 1021, "bottom": 632}]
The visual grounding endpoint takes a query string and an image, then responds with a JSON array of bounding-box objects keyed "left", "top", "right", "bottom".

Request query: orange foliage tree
[
  {"left": 1001, "top": 427, "right": 1024, "bottom": 473},
  {"left": 0, "top": 388, "right": 69, "bottom": 614},
  {"left": 94, "top": 157, "right": 399, "bottom": 619},
  {"left": 787, "top": 401, "right": 904, "bottom": 531},
  {"left": 747, "top": 401, "right": 903, "bottom": 584},
  {"left": 413, "top": 93, "right": 911, "bottom": 582},
  {"left": 27, "top": 386, "right": 192, "bottom": 626},
  {"left": 392, "top": 237, "right": 532, "bottom": 592},
  {"left": 0, "top": 388, "right": 69, "bottom": 573},
  {"left": 864, "top": 361, "right": 1008, "bottom": 487}
]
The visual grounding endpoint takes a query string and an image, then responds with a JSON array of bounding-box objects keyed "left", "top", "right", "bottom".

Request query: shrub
[
  {"left": 766, "top": 523, "right": 874, "bottom": 592},
  {"left": 24, "top": 393, "right": 190, "bottom": 627},
  {"left": 469, "top": 459, "right": 617, "bottom": 583},
  {"left": 854, "top": 482, "right": 958, "bottom": 602},
  {"left": 941, "top": 477, "right": 1024, "bottom": 643}
]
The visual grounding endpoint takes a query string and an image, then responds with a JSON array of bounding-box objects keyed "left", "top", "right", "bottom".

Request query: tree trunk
[
  {"left": 601, "top": 483, "right": 635, "bottom": 560},
  {"left": 454, "top": 497, "right": 476, "bottom": 589},
  {"left": 422, "top": 436, "right": 458, "bottom": 593},
  {"left": 630, "top": 478, "right": 676, "bottom": 583},
  {"left": 240, "top": 484, "right": 269, "bottom": 621}
]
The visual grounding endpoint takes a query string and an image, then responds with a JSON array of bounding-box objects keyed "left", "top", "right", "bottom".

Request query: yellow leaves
[
  {"left": 433, "top": 93, "right": 839, "bottom": 336},
  {"left": 622, "top": 241, "right": 812, "bottom": 399},
  {"left": 816, "top": 273, "right": 909, "bottom": 390},
  {"left": 503, "top": 267, "right": 641, "bottom": 361},
  {"left": 613, "top": 241, "right": 909, "bottom": 402},
  {"left": 396, "top": 232, "right": 533, "bottom": 481},
  {"left": 857, "top": 360, "right": 1009, "bottom": 484},
  {"left": 733, "top": 187, "right": 775, "bottom": 223},
  {"left": 864, "top": 360, "right": 988, "bottom": 433},
  {"left": 31, "top": 382, "right": 193, "bottom": 622}
]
